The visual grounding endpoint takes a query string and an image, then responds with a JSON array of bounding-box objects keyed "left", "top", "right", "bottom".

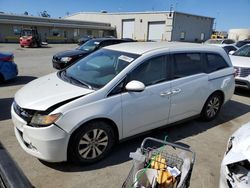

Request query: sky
[{"left": 0, "top": 0, "right": 249, "bottom": 31}]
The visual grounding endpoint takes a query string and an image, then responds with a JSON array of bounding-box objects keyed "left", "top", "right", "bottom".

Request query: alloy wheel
[
  {"left": 206, "top": 96, "right": 220, "bottom": 118},
  {"left": 77, "top": 129, "right": 109, "bottom": 159}
]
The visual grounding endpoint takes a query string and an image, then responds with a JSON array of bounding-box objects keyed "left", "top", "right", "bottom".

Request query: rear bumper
[
  {"left": 0, "top": 61, "right": 18, "bottom": 81},
  {"left": 11, "top": 106, "right": 70, "bottom": 162}
]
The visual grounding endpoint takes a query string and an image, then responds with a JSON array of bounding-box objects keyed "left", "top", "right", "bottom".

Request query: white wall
[
  {"left": 65, "top": 12, "right": 174, "bottom": 41},
  {"left": 228, "top": 29, "right": 250, "bottom": 41},
  {"left": 65, "top": 12, "right": 214, "bottom": 42}
]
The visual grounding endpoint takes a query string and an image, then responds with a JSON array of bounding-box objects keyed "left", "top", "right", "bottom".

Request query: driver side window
[{"left": 128, "top": 55, "right": 168, "bottom": 86}]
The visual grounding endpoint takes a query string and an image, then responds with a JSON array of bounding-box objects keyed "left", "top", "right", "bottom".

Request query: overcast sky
[{"left": 0, "top": 0, "right": 250, "bottom": 31}]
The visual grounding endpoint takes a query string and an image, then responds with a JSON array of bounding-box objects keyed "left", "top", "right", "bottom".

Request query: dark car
[
  {"left": 235, "top": 40, "right": 250, "bottom": 48},
  {"left": 0, "top": 142, "right": 32, "bottom": 188},
  {"left": 0, "top": 52, "right": 18, "bottom": 83},
  {"left": 52, "top": 38, "right": 134, "bottom": 70},
  {"left": 77, "top": 36, "right": 93, "bottom": 46}
]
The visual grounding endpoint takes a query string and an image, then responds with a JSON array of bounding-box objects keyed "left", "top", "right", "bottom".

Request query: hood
[
  {"left": 222, "top": 122, "right": 250, "bottom": 165},
  {"left": 54, "top": 49, "right": 87, "bottom": 58},
  {"left": 230, "top": 55, "right": 250, "bottom": 68},
  {"left": 15, "top": 72, "right": 93, "bottom": 111}
]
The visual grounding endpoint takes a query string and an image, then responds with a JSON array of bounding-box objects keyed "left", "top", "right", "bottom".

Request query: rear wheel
[
  {"left": 68, "top": 121, "right": 115, "bottom": 164},
  {"left": 200, "top": 92, "right": 223, "bottom": 121}
]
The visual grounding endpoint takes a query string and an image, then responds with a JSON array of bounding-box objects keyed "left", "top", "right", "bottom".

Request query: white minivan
[{"left": 11, "top": 42, "right": 235, "bottom": 163}]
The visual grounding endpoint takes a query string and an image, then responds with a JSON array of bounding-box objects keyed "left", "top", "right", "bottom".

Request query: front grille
[
  {"left": 234, "top": 66, "right": 250, "bottom": 77},
  {"left": 13, "top": 101, "right": 35, "bottom": 123}
]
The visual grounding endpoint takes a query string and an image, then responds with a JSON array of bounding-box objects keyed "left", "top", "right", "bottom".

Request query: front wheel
[
  {"left": 68, "top": 121, "right": 115, "bottom": 164},
  {"left": 200, "top": 93, "right": 223, "bottom": 121}
]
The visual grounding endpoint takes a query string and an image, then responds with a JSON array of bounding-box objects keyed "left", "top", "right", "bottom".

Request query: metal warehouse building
[
  {"left": 0, "top": 13, "right": 115, "bottom": 43},
  {"left": 65, "top": 11, "right": 214, "bottom": 42}
]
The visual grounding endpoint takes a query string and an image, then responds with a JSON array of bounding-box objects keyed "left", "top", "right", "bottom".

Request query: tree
[{"left": 40, "top": 11, "right": 50, "bottom": 18}]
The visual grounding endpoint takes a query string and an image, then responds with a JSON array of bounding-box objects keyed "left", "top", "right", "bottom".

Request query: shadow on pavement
[
  {"left": 0, "top": 76, "right": 37, "bottom": 87},
  {"left": 40, "top": 99, "right": 250, "bottom": 172},
  {"left": 0, "top": 98, "right": 14, "bottom": 121}
]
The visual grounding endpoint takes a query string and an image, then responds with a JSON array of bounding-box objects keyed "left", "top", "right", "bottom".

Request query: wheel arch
[
  {"left": 202, "top": 90, "right": 225, "bottom": 110},
  {"left": 67, "top": 117, "right": 119, "bottom": 161}
]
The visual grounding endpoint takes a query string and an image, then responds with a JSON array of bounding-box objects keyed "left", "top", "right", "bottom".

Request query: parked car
[
  {"left": 52, "top": 38, "right": 133, "bottom": 70},
  {"left": 207, "top": 44, "right": 238, "bottom": 54},
  {"left": 12, "top": 42, "right": 235, "bottom": 164},
  {"left": 220, "top": 122, "right": 250, "bottom": 188},
  {"left": 235, "top": 40, "right": 250, "bottom": 48},
  {"left": 0, "top": 142, "right": 32, "bottom": 188},
  {"left": 205, "top": 39, "right": 235, "bottom": 45},
  {"left": 77, "top": 36, "right": 93, "bottom": 46},
  {"left": 0, "top": 52, "right": 18, "bottom": 83},
  {"left": 229, "top": 44, "right": 250, "bottom": 89}
]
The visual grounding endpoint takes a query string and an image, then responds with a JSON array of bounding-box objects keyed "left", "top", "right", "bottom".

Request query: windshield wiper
[{"left": 68, "top": 75, "right": 93, "bottom": 90}]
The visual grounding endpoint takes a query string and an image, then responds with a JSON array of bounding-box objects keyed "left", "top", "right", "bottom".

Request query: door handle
[
  {"left": 171, "top": 88, "right": 181, "bottom": 94},
  {"left": 160, "top": 91, "right": 172, "bottom": 96}
]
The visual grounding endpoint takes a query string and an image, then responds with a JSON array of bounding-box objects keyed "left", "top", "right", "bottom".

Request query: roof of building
[
  {"left": 65, "top": 11, "right": 214, "bottom": 20},
  {"left": 0, "top": 13, "right": 114, "bottom": 30},
  {"left": 104, "top": 41, "right": 223, "bottom": 55}
]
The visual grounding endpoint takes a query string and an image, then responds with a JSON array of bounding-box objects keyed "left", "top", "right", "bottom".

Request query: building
[
  {"left": 228, "top": 28, "right": 250, "bottom": 41},
  {"left": 0, "top": 13, "right": 115, "bottom": 43},
  {"left": 65, "top": 11, "right": 214, "bottom": 42}
]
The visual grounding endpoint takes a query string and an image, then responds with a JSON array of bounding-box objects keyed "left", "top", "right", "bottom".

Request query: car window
[
  {"left": 128, "top": 56, "right": 168, "bottom": 86},
  {"left": 99, "top": 40, "right": 120, "bottom": 48},
  {"left": 206, "top": 53, "right": 229, "bottom": 73},
  {"left": 233, "top": 45, "right": 250, "bottom": 57},
  {"left": 173, "top": 53, "right": 203, "bottom": 78},
  {"left": 222, "top": 39, "right": 234, "bottom": 44},
  {"left": 222, "top": 46, "right": 237, "bottom": 54},
  {"left": 65, "top": 49, "right": 139, "bottom": 88}
]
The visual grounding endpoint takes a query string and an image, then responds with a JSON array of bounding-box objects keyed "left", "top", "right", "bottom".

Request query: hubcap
[
  {"left": 78, "top": 129, "right": 108, "bottom": 159},
  {"left": 206, "top": 97, "right": 220, "bottom": 118}
]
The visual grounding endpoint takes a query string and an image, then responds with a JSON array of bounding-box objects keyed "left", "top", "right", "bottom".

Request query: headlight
[
  {"left": 60, "top": 57, "right": 72, "bottom": 62},
  {"left": 226, "top": 136, "right": 234, "bottom": 154},
  {"left": 30, "top": 113, "right": 62, "bottom": 127}
]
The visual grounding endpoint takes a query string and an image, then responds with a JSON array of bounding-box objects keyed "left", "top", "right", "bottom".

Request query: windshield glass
[
  {"left": 64, "top": 49, "right": 139, "bottom": 88},
  {"left": 205, "top": 39, "right": 223, "bottom": 44},
  {"left": 21, "top": 30, "right": 33, "bottom": 36},
  {"left": 76, "top": 40, "right": 100, "bottom": 51},
  {"left": 233, "top": 45, "right": 250, "bottom": 57}
]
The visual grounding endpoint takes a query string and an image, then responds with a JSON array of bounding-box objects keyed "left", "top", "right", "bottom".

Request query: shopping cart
[{"left": 122, "top": 137, "right": 196, "bottom": 188}]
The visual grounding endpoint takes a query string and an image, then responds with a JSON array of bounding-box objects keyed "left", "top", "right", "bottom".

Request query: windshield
[
  {"left": 233, "top": 45, "right": 250, "bottom": 57},
  {"left": 76, "top": 40, "right": 100, "bottom": 51},
  {"left": 205, "top": 39, "right": 223, "bottom": 44},
  {"left": 21, "top": 30, "right": 33, "bottom": 36},
  {"left": 63, "top": 49, "right": 139, "bottom": 89}
]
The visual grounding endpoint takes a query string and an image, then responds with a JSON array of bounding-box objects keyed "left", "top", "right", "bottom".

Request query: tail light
[
  {"left": 0, "top": 56, "right": 14, "bottom": 62},
  {"left": 234, "top": 68, "right": 239, "bottom": 77}
]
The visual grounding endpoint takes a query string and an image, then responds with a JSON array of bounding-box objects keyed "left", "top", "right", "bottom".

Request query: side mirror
[
  {"left": 229, "top": 50, "right": 235, "bottom": 55},
  {"left": 125, "top": 80, "right": 145, "bottom": 92}
]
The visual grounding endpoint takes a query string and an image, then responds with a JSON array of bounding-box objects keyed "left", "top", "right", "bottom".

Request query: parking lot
[{"left": 0, "top": 43, "right": 250, "bottom": 188}]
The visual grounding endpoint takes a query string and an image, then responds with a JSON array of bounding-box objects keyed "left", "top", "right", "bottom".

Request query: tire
[
  {"left": 200, "top": 92, "right": 223, "bottom": 121},
  {"left": 68, "top": 121, "right": 115, "bottom": 164},
  {"left": 0, "top": 73, "right": 4, "bottom": 83},
  {"left": 20, "top": 45, "right": 24, "bottom": 48}
]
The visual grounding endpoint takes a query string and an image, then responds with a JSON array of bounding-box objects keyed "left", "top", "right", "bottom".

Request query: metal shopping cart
[{"left": 122, "top": 137, "right": 196, "bottom": 188}]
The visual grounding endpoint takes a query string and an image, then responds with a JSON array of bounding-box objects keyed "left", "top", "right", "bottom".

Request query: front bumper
[{"left": 11, "top": 105, "right": 70, "bottom": 162}]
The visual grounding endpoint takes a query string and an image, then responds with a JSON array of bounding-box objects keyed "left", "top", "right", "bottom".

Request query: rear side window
[
  {"left": 206, "top": 53, "right": 229, "bottom": 73},
  {"left": 173, "top": 53, "right": 203, "bottom": 78}
]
